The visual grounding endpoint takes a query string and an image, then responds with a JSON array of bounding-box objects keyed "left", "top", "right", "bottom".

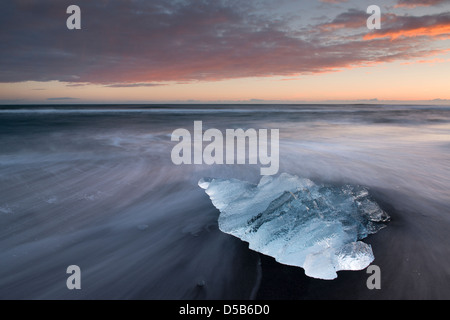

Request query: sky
[{"left": 0, "top": 0, "right": 449, "bottom": 104}]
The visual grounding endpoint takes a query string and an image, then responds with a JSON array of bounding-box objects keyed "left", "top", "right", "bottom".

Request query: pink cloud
[{"left": 0, "top": 1, "right": 449, "bottom": 86}]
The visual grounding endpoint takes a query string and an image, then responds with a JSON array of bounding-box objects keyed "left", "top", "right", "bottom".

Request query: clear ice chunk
[{"left": 199, "top": 173, "right": 390, "bottom": 280}]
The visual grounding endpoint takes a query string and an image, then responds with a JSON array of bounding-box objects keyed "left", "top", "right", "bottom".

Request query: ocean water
[{"left": 0, "top": 104, "right": 449, "bottom": 299}]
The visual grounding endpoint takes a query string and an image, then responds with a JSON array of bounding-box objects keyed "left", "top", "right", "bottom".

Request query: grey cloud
[{"left": 0, "top": 0, "right": 448, "bottom": 85}]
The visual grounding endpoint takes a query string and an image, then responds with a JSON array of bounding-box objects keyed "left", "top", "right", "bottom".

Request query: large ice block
[{"left": 199, "top": 173, "right": 390, "bottom": 280}]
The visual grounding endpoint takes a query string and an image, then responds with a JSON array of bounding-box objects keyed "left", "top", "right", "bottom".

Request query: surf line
[{"left": 171, "top": 121, "right": 279, "bottom": 176}]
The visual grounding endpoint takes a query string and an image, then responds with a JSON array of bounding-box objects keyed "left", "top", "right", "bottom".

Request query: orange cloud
[
  {"left": 395, "top": 0, "right": 447, "bottom": 8},
  {"left": 401, "top": 58, "right": 447, "bottom": 65},
  {"left": 364, "top": 23, "right": 450, "bottom": 40}
]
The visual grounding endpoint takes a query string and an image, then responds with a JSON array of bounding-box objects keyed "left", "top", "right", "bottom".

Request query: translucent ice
[{"left": 199, "top": 173, "right": 390, "bottom": 280}]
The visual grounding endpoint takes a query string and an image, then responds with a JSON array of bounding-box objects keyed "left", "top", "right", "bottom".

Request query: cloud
[
  {"left": 0, "top": 0, "right": 449, "bottom": 86},
  {"left": 319, "top": 9, "right": 368, "bottom": 30},
  {"left": 317, "top": 9, "right": 450, "bottom": 41},
  {"left": 364, "top": 13, "right": 450, "bottom": 40},
  {"left": 395, "top": 0, "right": 448, "bottom": 8}
]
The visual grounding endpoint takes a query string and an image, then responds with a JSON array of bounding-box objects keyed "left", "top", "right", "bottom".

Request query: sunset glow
[{"left": 0, "top": 0, "right": 449, "bottom": 104}]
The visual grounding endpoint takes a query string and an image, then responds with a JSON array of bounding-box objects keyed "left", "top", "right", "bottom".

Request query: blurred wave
[{"left": 0, "top": 104, "right": 449, "bottom": 299}]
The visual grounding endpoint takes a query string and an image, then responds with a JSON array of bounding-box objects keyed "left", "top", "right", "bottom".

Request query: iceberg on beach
[{"left": 199, "top": 173, "right": 390, "bottom": 280}]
